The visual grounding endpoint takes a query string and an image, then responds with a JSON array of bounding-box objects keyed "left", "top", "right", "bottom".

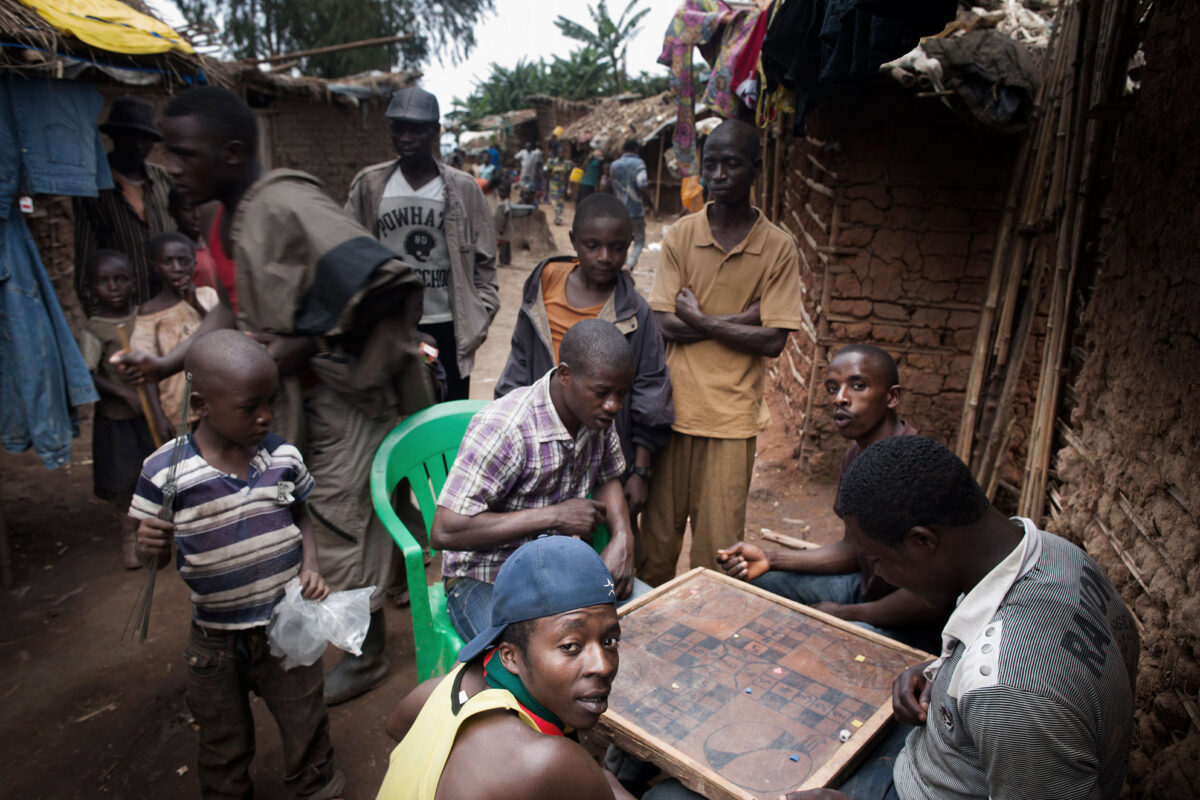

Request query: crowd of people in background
[{"left": 70, "top": 83, "right": 1137, "bottom": 800}]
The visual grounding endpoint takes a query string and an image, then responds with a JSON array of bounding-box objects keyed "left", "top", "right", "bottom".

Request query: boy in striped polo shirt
[{"left": 132, "top": 330, "right": 344, "bottom": 800}]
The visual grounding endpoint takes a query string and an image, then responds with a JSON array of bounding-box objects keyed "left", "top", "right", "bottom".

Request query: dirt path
[{"left": 0, "top": 198, "right": 838, "bottom": 800}]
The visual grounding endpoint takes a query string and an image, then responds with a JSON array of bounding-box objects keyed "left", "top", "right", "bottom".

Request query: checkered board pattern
[{"left": 605, "top": 569, "right": 926, "bottom": 798}]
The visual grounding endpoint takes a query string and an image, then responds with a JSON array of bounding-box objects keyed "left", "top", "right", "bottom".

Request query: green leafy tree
[
  {"left": 624, "top": 69, "right": 670, "bottom": 97},
  {"left": 554, "top": 0, "right": 650, "bottom": 94},
  {"left": 174, "top": 0, "right": 494, "bottom": 78},
  {"left": 544, "top": 47, "right": 609, "bottom": 101},
  {"left": 447, "top": 58, "right": 548, "bottom": 123}
]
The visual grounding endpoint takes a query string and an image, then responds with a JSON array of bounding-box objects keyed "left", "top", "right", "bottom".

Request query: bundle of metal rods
[{"left": 124, "top": 373, "right": 192, "bottom": 643}]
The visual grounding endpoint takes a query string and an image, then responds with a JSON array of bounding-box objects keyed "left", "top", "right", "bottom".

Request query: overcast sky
[{"left": 149, "top": 0, "right": 676, "bottom": 120}]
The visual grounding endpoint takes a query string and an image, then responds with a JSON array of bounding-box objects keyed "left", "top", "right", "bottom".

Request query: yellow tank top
[{"left": 375, "top": 662, "right": 544, "bottom": 800}]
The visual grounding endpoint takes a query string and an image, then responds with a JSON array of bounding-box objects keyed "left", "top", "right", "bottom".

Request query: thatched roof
[
  {"left": 471, "top": 108, "right": 538, "bottom": 131},
  {"left": 238, "top": 67, "right": 419, "bottom": 105},
  {"left": 0, "top": 0, "right": 208, "bottom": 84},
  {"left": 561, "top": 91, "right": 680, "bottom": 158},
  {"left": 526, "top": 94, "right": 593, "bottom": 113}
]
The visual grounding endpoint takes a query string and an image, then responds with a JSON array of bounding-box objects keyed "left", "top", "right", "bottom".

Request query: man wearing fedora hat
[
  {"left": 74, "top": 95, "right": 176, "bottom": 311},
  {"left": 376, "top": 535, "right": 635, "bottom": 800},
  {"left": 346, "top": 85, "right": 499, "bottom": 402}
]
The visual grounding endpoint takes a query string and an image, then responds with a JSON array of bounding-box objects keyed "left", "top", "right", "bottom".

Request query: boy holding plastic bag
[{"left": 131, "top": 330, "right": 345, "bottom": 800}]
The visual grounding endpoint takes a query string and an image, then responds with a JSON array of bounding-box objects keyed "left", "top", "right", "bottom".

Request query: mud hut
[{"left": 562, "top": 91, "right": 696, "bottom": 215}]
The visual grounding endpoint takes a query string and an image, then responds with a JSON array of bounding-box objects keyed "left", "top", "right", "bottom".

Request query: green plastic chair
[
  {"left": 371, "top": 398, "right": 612, "bottom": 682},
  {"left": 371, "top": 399, "right": 485, "bottom": 681}
]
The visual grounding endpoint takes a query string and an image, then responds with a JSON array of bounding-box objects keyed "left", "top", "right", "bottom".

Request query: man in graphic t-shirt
[{"left": 347, "top": 86, "right": 499, "bottom": 400}]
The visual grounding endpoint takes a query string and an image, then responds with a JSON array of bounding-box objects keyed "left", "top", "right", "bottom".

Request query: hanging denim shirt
[
  {"left": 0, "top": 75, "right": 113, "bottom": 219},
  {"left": 1, "top": 75, "right": 108, "bottom": 468},
  {"left": 0, "top": 213, "right": 100, "bottom": 467}
]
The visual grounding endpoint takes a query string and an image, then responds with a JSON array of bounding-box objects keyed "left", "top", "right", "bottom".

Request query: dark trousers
[
  {"left": 185, "top": 623, "right": 344, "bottom": 800},
  {"left": 419, "top": 320, "right": 470, "bottom": 401}
]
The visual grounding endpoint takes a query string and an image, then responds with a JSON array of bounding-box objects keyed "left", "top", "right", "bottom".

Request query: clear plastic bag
[{"left": 267, "top": 578, "right": 374, "bottom": 670}]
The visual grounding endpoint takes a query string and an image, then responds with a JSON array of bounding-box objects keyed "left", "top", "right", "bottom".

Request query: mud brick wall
[
  {"left": 1051, "top": 0, "right": 1200, "bottom": 793},
  {"left": 261, "top": 96, "right": 396, "bottom": 203},
  {"left": 767, "top": 85, "right": 1019, "bottom": 477}
]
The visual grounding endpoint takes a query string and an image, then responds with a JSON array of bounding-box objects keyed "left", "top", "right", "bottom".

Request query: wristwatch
[{"left": 630, "top": 465, "right": 653, "bottom": 480}]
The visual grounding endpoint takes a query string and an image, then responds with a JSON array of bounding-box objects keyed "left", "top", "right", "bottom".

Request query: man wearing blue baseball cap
[{"left": 376, "top": 536, "right": 634, "bottom": 800}]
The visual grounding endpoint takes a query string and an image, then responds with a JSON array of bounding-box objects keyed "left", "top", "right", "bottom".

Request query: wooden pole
[
  {"left": 1019, "top": 0, "right": 1133, "bottom": 520},
  {"left": 965, "top": 1, "right": 1079, "bottom": 477},
  {"left": 798, "top": 202, "right": 840, "bottom": 466},
  {"left": 955, "top": 114, "right": 1036, "bottom": 461},
  {"left": 116, "top": 324, "right": 163, "bottom": 449},
  {"left": 236, "top": 33, "right": 413, "bottom": 65}
]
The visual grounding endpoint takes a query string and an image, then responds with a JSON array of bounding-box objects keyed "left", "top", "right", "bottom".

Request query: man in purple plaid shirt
[{"left": 431, "top": 320, "right": 639, "bottom": 640}]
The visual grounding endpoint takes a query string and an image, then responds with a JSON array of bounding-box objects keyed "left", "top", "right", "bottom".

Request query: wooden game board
[{"left": 596, "top": 568, "right": 933, "bottom": 800}]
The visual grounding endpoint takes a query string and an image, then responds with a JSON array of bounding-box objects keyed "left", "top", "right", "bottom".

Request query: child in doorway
[
  {"left": 131, "top": 330, "right": 345, "bottom": 800},
  {"left": 77, "top": 249, "right": 170, "bottom": 569},
  {"left": 131, "top": 232, "right": 219, "bottom": 427},
  {"left": 495, "top": 192, "right": 673, "bottom": 530}
]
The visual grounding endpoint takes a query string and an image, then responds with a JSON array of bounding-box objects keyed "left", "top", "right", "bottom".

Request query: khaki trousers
[
  {"left": 638, "top": 432, "right": 756, "bottom": 587},
  {"left": 303, "top": 382, "right": 396, "bottom": 612}
]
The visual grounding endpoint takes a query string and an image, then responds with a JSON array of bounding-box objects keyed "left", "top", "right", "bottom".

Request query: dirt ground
[{"left": 0, "top": 198, "right": 840, "bottom": 800}]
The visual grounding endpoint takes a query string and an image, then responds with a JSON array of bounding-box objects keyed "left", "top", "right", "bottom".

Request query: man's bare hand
[
  {"left": 600, "top": 536, "right": 635, "bottom": 600},
  {"left": 299, "top": 568, "right": 330, "bottom": 602},
  {"left": 623, "top": 473, "right": 649, "bottom": 516},
  {"left": 716, "top": 541, "right": 772, "bottom": 582},
  {"left": 136, "top": 516, "right": 175, "bottom": 561},
  {"left": 893, "top": 659, "right": 936, "bottom": 726},
  {"left": 555, "top": 498, "right": 607, "bottom": 538},
  {"left": 111, "top": 350, "right": 163, "bottom": 386},
  {"left": 674, "top": 288, "right": 706, "bottom": 327},
  {"left": 813, "top": 601, "right": 853, "bottom": 620}
]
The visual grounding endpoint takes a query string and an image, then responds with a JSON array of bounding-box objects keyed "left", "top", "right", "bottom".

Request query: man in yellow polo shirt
[{"left": 640, "top": 119, "right": 803, "bottom": 587}]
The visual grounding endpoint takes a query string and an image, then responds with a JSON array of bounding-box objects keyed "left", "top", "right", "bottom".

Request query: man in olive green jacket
[{"left": 346, "top": 86, "right": 499, "bottom": 400}]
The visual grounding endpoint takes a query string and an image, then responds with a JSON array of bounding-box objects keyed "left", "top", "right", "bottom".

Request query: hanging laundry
[
  {"left": 1, "top": 75, "right": 106, "bottom": 468},
  {"left": 761, "top": 0, "right": 958, "bottom": 133},
  {"left": 730, "top": 7, "right": 771, "bottom": 110},
  {"left": 700, "top": 5, "right": 763, "bottom": 117},
  {"left": 658, "top": 0, "right": 734, "bottom": 177}
]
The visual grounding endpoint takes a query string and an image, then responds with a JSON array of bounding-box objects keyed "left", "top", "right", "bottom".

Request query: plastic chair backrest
[
  {"left": 370, "top": 400, "right": 485, "bottom": 681},
  {"left": 370, "top": 399, "right": 613, "bottom": 681}
]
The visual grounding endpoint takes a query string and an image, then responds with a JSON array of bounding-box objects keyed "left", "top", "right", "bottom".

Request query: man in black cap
[
  {"left": 74, "top": 95, "right": 176, "bottom": 310},
  {"left": 347, "top": 85, "right": 499, "bottom": 401}
]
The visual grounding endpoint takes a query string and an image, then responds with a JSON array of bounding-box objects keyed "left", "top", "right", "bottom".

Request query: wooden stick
[
  {"left": 976, "top": 245, "right": 1047, "bottom": 492},
  {"left": 116, "top": 324, "right": 163, "bottom": 449},
  {"left": 799, "top": 201, "right": 840, "bottom": 465},
  {"left": 761, "top": 530, "right": 819, "bottom": 550},
  {"left": 969, "top": 3, "right": 1080, "bottom": 478},
  {"left": 772, "top": 118, "right": 786, "bottom": 221},
  {"left": 1021, "top": 0, "right": 1131, "bottom": 521},
  {"left": 235, "top": 33, "right": 413, "bottom": 65}
]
